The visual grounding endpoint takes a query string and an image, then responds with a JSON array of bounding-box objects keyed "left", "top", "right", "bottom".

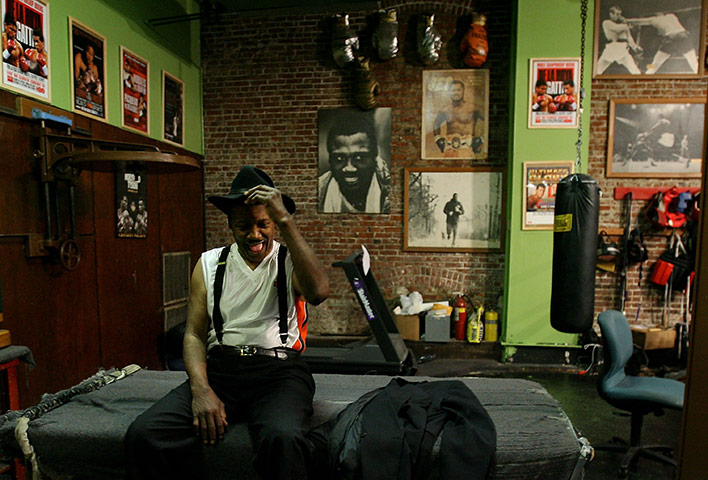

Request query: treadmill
[{"left": 302, "top": 250, "right": 417, "bottom": 375}]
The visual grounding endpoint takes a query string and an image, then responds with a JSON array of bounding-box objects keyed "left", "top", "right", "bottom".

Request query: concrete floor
[{"left": 416, "top": 358, "right": 682, "bottom": 480}]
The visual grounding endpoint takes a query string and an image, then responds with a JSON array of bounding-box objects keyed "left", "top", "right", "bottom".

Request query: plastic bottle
[{"left": 467, "top": 304, "right": 485, "bottom": 343}]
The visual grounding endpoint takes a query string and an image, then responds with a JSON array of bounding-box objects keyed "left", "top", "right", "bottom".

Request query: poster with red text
[
  {"left": 121, "top": 47, "right": 148, "bottom": 134},
  {"left": 1, "top": 0, "right": 49, "bottom": 101},
  {"left": 528, "top": 58, "right": 580, "bottom": 129}
]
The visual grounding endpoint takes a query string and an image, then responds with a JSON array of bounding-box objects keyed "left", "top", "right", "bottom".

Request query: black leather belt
[{"left": 214, "top": 345, "right": 299, "bottom": 360}]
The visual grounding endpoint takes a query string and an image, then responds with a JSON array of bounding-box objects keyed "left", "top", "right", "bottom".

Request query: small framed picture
[
  {"left": 523, "top": 162, "right": 574, "bottom": 230},
  {"left": 69, "top": 18, "right": 107, "bottom": 121},
  {"left": 404, "top": 167, "right": 505, "bottom": 252},
  {"left": 120, "top": 47, "right": 149, "bottom": 134},
  {"left": 162, "top": 70, "right": 184, "bottom": 146},
  {"left": 593, "top": 0, "right": 706, "bottom": 78},
  {"left": 528, "top": 58, "right": 580, "bottom": 129},
  {"left": 421, "top": 69, "right": 489, "bottom": 159},
  {"left": 1, "top": 0, "right": 50, "bottom": 101},
  {"left": 607, "top": 98, "right": 705, "bottom": 178}
]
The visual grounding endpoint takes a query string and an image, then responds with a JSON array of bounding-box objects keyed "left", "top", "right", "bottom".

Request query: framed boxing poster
[
  {"left": 404, "top": 167, "right": 505, "bottom": 253},
  {"left": 162, "top": 70, "right": 183, "bottom": 146},
  {"left": 593, "top": 0, "right": 707, "bottom": 79},
  {"left": 607, "top": 98, "right": 705, "bottom": 178},
  {"left": 523, "top": 161, "right": 574, "bottom": 230},
  {"left": 528, "top": 58, "right": 580, "bottom": 129},
  {"left": 2, "top": 0, "right": 50, "bottom": 101},
  {"left": 69, "top": 18, "right": 107, "bottom": 121},
  {"left": 120, "top": 47, "right": 149, "bottom": 134},
  {"left": 421, "top": 69, "right": 489, "bottom": 160}
]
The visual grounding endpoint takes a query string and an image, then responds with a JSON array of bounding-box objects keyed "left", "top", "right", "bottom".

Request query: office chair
[{"left": 595, "top": 310, "right": 685, "bottom": 478}]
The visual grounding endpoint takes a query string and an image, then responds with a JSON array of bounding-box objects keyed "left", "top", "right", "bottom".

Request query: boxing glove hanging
[
  {"left": 551, "top": 174, "right": 600, "bottom": 333},
  {"left": 460, "top": 12, "right": 488, "bottom": 68},
  {"left": 416, "top": 13, "right": 442, "bottom": 65},
  {"left": 331, "top": 14, "right": 359, "bottom": 68},
  {"left": 371, "top": 9, "right": 399, "bottom": 61}
]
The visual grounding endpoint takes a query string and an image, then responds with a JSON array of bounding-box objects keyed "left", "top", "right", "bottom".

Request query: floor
[{"left": 416, "top": 358, "right": 682, "bottom": 480}]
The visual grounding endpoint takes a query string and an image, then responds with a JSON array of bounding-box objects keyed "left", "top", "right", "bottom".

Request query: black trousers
[{"left": 124, "top": 351, "right": 316, "bottom": 480}]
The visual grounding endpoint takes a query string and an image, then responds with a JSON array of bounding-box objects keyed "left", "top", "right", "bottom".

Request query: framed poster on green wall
[{"left": 523, "top": 161, "right": 574, "bottom": 230}]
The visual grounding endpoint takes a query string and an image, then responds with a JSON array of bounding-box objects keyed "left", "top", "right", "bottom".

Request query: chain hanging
[{"left": 576, "top": 0, "right": 588, "bottom": 170}]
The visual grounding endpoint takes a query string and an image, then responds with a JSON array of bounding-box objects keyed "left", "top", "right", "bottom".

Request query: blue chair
[{"left": 595, "top": 310, "right": 685, "bottom": 477}]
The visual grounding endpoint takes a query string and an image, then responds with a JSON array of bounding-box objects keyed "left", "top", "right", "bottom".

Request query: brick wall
[{"left": 201, "top": 0, "right": 511, "bottom": 334}]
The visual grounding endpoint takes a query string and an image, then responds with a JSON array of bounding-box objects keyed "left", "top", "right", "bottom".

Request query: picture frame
[
  {"left": 404, "top": 167, "right": 505, "bottom": 253},
  {"left": 1, "top": 0, "right": 50, "bottom": 102},
  {"left": 69, "top": 18, "right": 107, "bottom": 121},
  {"left": 528, "top": 58, "right": 580, "bottom": 129},
  {"left": 120, "top": 46, "right": 149, "bottom": 134},
  {"left": 522, "top": 161, "right": 574, "bottom": 230},
  {"left": 593, "top": 0, "right": 706, "bottom": 79},
  {"left": 317, "top": 107, "right": 392, "bottom": 214},
  {"left": 421, "top": 69, "right": 489, "bottom": 160},
  {"left": 607, "top": 98, "right": 705, "bottom": 178},
  {"left": 162, "top": 70, "right": 184, "bottom": 146}
]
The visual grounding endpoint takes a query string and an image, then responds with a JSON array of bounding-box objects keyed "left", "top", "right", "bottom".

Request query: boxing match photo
[
  {"left": 528, "top": 58, "right": 580, "bottom": 129},
  {"left": 593, "top": 0, "right": 707, "bottom": 78}
]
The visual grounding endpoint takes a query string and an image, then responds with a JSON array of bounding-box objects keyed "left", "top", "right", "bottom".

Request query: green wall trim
[{"left": 502, "top": 0, "right": 594, "bottom": 349}]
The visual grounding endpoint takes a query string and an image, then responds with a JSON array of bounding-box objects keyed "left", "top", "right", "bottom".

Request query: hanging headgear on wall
[
  {"left": 331, "top": 14, "right": 359, "bottom": 68},
  {"left": 460, "top": 12, "right": 488, "bottom": 68},
  {"left": 371, "top": 9, "right": 399, "bottom": 61},
  {"left": 416, "top": 13, "right": 442, "bottom": 65}
]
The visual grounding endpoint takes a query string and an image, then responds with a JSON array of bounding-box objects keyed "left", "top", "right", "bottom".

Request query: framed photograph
[
  {"left": 528, "top": 58, "right": 580, "bottom": 128},
  {"left": 2, "top": 0, "right": 50, "bottom": 101},
  {"left": 404, "top": 167, "right": 505, "bottom": 252},
  {"left": 607, "top": 98, "right": 705, "bottom": 178},
  {"left": 317, "top": 107, "right": 392, "bottom": 214},
  {"left": 115, "top": 164, "right": 148, "bottom": 239},
  {"left": 523, "top": 162, "right": 574, "bottom": 230},
  {"left": 69, "top": 18, "right": 106, "bottom": 120},
  {"left": 120, "top": 47, "right": 149, "bottom": 134},
  {"left": 422, "top": 69, "right": 489, "bottom": 159},
  {"left": 162, "top": 70, "right": 183, "bottom": 146},
  {"left": 593, "top": 0, "right": 706, "bottom": 78}
]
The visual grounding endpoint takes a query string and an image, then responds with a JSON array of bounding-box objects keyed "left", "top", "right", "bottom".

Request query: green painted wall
[
  {"left": 502, "top": 0, "right": 594, "bottom": 352},
  {"left": 7, "top": 0, "right": 203, "bottom": 154}
]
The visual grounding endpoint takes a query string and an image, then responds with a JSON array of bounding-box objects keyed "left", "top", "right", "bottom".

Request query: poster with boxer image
[
  {"left": 1, "top": 0, "right": 49, "bottom": 101},
  {"left": 529, "top": 58, "right": 580, "bottom": 129},
  {"left": 121, "top": 47, "right": 149, "bottom": 134},
  {"left": 115, "top": 164, "right": 148, "bottom": 239},
  {"left": 523, "top": 161, "right": 574, "bottom": 230},
  {"left": 162, "top": 70, "right": 183, "bottom": 146},
  {"left": 70, "top": 18, "right": 106, "bottom": 121},
  {"left": 422, "top": 69, "right": 489, "bottom": 160}
]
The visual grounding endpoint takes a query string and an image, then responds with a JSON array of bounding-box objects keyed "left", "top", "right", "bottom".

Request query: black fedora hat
[{"left": 208, "top": 166, "right": 296, "bottom": 215}]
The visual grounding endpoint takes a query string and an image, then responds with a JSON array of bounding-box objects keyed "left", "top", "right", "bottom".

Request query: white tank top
[{"left": 201, "top": 241, "right": 307, "bottom": 351}]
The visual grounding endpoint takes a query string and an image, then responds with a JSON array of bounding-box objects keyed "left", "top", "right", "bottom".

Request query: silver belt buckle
[{"left": 239, "top": 346, "right": 258, "bottom": 356}]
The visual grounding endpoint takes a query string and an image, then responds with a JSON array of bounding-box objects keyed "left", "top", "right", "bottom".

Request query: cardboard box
[
  {"left": 631, "top": 325, "right": 676, "bottom": 350},
  {"left": 394, "top": 314, "right": 420, "bottom": 341}
]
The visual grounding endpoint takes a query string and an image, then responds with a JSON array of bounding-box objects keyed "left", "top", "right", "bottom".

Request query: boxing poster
[
  {"left": 70, "top": 18, "right": 106, "bottom": 120},
  {"left": 421, "top": 69, "right": 489, "bottom": 160},
  {"left": 121, "top": 47, "right": 148, "bottom": 134},
  {"left": 528, "top": 58, "right": 580, "bottom": 129},
  {"left": 593, "top": 0, "right": 706, "bottom": 78},
  {"left": 1, "top": 0, "right": 49, "bottom": 101},
  {"left": 523, "top": 162, "right": 574, "bottom": 230},
  {"left": 115, "top": 165, "right": 148, "bottom": 239},
  {"left": 162, "top": 70, "right": 183, "bottom": 146}
]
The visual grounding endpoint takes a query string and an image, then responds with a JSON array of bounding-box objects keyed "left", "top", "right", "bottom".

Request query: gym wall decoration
[
  {"left": 1, "top": 0, "right": 50, "bottom": 102},
  {"left": 528, "top": 58, "right": 580, "bottom": 129},
  {"left": 403, "top": 167, "right": 505, "bottom": 253},
  {"left": 522, "top": 161, "right": 574, "bottom": 230},
  {"left": 162, "top": 70, "right": 184, "bottom": 146},
  {"left": 593, "top": 0, "right": 706, "bottom": 79},
  {"left": 421, "top": 69, "right": 489, "bottom": 160},
  {"left": 606, "top": 98, "right": 705, "bottom": 178},
  {"left": 116, "top": 164, "right": 148, "bottom": 239},
  {"left": 69, "top": 18, "right": 107, "bottom": 121},
  {"left": 120, "top": 47, "right": 149, "bottom": 135}
]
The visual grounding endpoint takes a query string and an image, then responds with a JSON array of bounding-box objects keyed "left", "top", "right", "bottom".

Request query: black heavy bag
[{"left": 551, "top": 174, "right": 600, "bottom": 333}]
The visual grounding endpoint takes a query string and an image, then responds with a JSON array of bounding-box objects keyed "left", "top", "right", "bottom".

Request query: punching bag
[{"left": 551, "top": 174, "right": 600, "bottom": 333}]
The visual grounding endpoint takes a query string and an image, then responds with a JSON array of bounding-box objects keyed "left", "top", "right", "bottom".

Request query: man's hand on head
[{"left": 244, "top": 185, "right": 291, "bottom": 225}]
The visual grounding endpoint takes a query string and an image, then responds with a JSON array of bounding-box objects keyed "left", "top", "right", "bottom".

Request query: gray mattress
[{"left": 0, "top": 368, "right": 582, "bottom": 479}]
